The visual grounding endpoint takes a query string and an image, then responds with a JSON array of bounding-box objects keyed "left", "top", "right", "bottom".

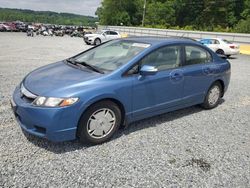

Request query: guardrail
[{"left": 99, "top": 25, "right": 250, "bottom": 44}]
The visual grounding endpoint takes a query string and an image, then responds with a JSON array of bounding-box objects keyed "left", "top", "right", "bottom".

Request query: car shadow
[
  {"left": 117, "top": 99, "right": 225, "bottom": 138},
  {"left": 114, "top": 105, "right": 203, "bottom": 139},
  {"left": 25, "top": 100, "right": 225, "bottom": 154},
  {"left": 227, "top": 56, "right": 237, "bottom": 60}
]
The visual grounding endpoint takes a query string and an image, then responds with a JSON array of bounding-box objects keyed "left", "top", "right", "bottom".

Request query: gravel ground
[{"left": 0, "top": 33, "right": 249, "bottom": 187}]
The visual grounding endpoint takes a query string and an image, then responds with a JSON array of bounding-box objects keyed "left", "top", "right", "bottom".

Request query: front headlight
[{"left": 33, "top": 96, "right": 78, "bottom": 107}]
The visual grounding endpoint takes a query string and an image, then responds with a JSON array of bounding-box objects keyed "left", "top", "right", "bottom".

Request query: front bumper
[{"left": 11, "top": 86, "right": 79, "bottom": 142}]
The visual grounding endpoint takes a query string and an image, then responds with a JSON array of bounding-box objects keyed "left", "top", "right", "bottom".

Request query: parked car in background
[
  {"left": 54, "top": 30, "right": 64, "bottom": 37},
  {"left": 4, "top": 22, "right": 18, "bottom": 32},
  {"left": 84, "top": 30, "right": 121, "bottom": 45},
  {"left": 26, "top": 29, "right": 34, "bottom": 37},
  {"left": 0, "top": 21, "right": 96, "bottom": 36},
  {"left": 0, "top": 23, "right": 11, "bottom": 31},
  {"left": 0, "top": 23, "right": 7, "bottom": 32},
  {"left": 11, "top": 37, "right": 231, "bottom": 144},
  {"left": 15, "top": 22, "right": 27, "bottom": 32},
  {"left": 70, "top": 30, "right": 83, "bottom": 37},
  {"left": 200, "top": 38, "right": 240, "bottom": 57}
]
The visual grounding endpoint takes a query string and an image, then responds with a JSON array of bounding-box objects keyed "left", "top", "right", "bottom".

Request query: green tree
[
  {"left": 144, "top": 0, "right": 175, "bottom": 27},
  {"left": 96, "top": 0, "right": 142, "bottom": 25},
  {"left": 96, "top": 0, "right": 249, "bottom": 33}
]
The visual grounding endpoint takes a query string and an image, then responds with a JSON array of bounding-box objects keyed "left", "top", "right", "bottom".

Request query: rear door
[
  {"left": 182, "top": 45, "right": 216, "bottom": 104},
  {"left": 103, "top": 31, "right": 118, "bottom": 41},
  {"left": 109, "top": 31, "right": 120, "bottom": 39}
]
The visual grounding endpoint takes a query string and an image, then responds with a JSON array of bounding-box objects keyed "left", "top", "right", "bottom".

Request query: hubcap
[
  {"left": 208, "top": 85, "right": 220, "bottom": 106},
  {"left": 87, "top": 108, "right": 116, "bottom": 139}
]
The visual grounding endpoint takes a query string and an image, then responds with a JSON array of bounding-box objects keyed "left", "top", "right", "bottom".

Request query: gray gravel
[{"left": 0, "top": 32, "right": 250, "bottom": 187}]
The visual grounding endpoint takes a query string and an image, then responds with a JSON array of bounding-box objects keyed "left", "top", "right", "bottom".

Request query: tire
[
  {"left": 77, "top": 100, "right": 121, "bottom": 145},
  {"left": 94, "top": 38, "right": 101, "bottom": 45},
  {"left": 201, "top": 82, "right": 222, "bottom": 109},
  {"left": 216, "top": 49, "right": 225, "bottom": 55}
]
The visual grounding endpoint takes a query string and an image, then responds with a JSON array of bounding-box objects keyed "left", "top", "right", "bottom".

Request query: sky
[{"left": 0, "top": 0, "right": 102, "bottom": 16}]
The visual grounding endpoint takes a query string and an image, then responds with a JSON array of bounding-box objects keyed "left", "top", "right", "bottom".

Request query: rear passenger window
[
  {"left": 104, "top": 31, "right": 110, "bottom": 35},
  {"left": 110, "top": 31, "right": 118, "bottom": 35},
  {"left": 185, "top": 46, "right": 212, "bottom": 65}
]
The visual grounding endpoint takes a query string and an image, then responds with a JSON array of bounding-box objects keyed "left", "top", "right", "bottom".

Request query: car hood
[{"left": 23, "top": 61, "right": 103, "bottom": 96}]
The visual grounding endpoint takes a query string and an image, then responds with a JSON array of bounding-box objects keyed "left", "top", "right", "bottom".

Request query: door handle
[
  {"left": 171, "top": 72, "right": 183, "bottom": 80},
  {"left": 203, "top": 67, "right": 213, "bottom": 74}
]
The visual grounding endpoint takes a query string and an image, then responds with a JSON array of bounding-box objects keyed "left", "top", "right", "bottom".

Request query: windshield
[{"left": 73, "top": 40, "right": 150, "bottom": 72}]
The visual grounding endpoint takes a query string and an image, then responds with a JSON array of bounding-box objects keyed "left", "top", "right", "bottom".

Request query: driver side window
[
  {"left": 140, "top": 45, "right": 181, "bottom": 71},
  {"left": 104, "top": 31, "right": 110, "bottom": 35}
]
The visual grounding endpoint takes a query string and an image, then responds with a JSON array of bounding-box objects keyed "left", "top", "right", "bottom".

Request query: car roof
[
  {"left": 122, "top": 36, "right": 199, "bottom": 46},
  {"left": 201, "top": 38, "right": 222, "bottom": 41},
  {"left": 102, "top": 29, "right": 118, "bottom": 32}
]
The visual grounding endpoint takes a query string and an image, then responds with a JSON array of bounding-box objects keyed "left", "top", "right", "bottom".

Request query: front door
[{"left": 131, "top": 45, "right": 184, "bottom": 118}]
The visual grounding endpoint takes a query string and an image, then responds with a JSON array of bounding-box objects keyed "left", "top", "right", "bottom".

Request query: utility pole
[{"left": 142, "top": 0, "right": 146, "bottom": 26}]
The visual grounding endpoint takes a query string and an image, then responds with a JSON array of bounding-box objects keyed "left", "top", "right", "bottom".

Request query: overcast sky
[{"left": 0, "top": 0, "right": 102, "bottom": 16}]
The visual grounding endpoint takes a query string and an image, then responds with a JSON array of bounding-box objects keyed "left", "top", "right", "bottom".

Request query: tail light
[{"left": 229, "top": 45, "right": 235, "bottom": 49}]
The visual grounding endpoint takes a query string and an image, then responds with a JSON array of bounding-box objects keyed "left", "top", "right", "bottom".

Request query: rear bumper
[
  {"left": 225, "top": 48, "right": 240, "bottom": 55},
  {"left": 11, "top": 86, "right": 79, "bottom": 142}
]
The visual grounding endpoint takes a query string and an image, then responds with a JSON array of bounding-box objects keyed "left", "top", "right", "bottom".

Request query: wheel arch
[
  {"left": 212, "top": 79, "right": 225, "bottom": 97},
  {"left": 95, "top": 37, "right": 101, "bottom": 43},
  {"left": 77, "top": 97, "right": 126, "bottom": 130},
  {"left": 216, "top": 49, "right": 224, "bottom": 54}
]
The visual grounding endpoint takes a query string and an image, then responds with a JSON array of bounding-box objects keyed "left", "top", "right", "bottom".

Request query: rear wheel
[
  {"left": 77, "top": 101, "right": 121, "bottom": 144},
  {"left": 201, "top": 82, "right": 222, "bottom": 109},
  {"left": 216, "top": 49, "right": 225, "bottom": 55}
]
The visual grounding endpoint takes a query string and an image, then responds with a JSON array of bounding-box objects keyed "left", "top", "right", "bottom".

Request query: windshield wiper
[
  {"left": 66, "top": 58, "right": 104, "bottom": 74},
  {"left": 66, "top": 58, "right": 76, "bottom": 64},
  {"left": 80, "top": 61, "right": 105, "bottom": 74}
]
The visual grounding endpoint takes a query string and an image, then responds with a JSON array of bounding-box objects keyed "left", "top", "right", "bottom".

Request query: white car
[
  {"left": 84, "top": 30, "right": 121, "bottom": 45},
  {"left": 200, "top": 38, "right": 240, "bottom": 57}
]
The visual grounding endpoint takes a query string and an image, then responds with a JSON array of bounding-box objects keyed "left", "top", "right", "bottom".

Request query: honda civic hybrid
[{"left": 11, "top": 37, "right": 231, "bottom": 144}]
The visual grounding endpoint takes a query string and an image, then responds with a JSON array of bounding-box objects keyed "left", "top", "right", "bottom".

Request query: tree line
[
  {"left": 96, "top": 0, "right": 250, "bottom": 33},
  {"left": 0, "top": 8, "right": 98, "bottom": 26}
]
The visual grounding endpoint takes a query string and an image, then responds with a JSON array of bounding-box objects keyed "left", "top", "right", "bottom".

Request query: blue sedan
[{"left": 11, "top": 37, "right": 231, "bottom": 144}]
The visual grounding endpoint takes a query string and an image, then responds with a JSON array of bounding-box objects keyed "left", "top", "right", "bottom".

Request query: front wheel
[
  {"left": 201, "top": 82, "right": 222, "bottom": 109},
  {"left": 94, "top": 38, "right": 101, "bottom": 45},
  {"left": 77, "top": 101, "right": 121, "bottom": 144}
]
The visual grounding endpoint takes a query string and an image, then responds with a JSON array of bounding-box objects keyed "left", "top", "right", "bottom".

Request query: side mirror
[{"left": 140, "top": 65, "right": 158, "bottom": 76}]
